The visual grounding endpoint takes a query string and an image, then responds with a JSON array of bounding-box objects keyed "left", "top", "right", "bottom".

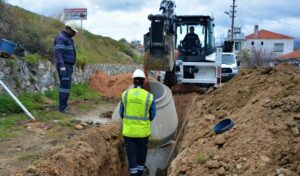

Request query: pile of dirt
[
  {"left": 89, "top": 71, "right": 132, "bottom": 99},
  {"left": 27, "top": 123, "right": 128, "bottom": 176},
  {"left": 168, "top": 64, "right": 300, "bottom": 176}
]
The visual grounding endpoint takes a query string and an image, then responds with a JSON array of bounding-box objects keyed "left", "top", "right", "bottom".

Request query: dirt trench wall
[
  {"left": 29, "top": 123, "right": 128, "bottom": 176},
  {"left": 167, "top": 65, "right": 300, "bottom": 176}
]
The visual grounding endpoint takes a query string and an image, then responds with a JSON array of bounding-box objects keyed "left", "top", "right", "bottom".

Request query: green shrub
[
  {"left": 24, "top": 53, "right": 43, "bottom": 65},
  {"left": 5, "top": 59, "right": 15, "bottom": 68}
]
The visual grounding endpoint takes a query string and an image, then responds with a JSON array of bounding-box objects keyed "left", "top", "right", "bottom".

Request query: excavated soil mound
[
  {"left": 89, "top": 71, "right": 132, "bottom": 99},
  {"left": 27, "top": 123, "right": 128, "bottom": 176},
  {"left": 168, "top": 64, "right": 300, "bottom": 176}
]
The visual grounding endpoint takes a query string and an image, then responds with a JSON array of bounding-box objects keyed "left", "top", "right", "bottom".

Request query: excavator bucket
[{"left": 144, "top": 34, "right": 175, "bottom": 71}]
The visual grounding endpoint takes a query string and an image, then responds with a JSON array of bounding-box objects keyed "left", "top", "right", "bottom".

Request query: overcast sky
[{"left": 5, "top": 0, "right": 300, "bottom": 42}]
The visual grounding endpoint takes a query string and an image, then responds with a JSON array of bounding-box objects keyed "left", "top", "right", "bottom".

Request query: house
[
  {"left": 245, "top": 25, "right": 294, "bottom": 59},
  {"left": 275, "top": 50, "right": 300, "bottom": 67},
  {"left": 224, "top": 27, "right": 246, "bottom": 54}
]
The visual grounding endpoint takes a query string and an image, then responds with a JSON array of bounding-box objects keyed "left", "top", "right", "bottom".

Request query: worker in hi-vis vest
[{"left": 119, "top": 69, "right": 156, "bottom": 176}]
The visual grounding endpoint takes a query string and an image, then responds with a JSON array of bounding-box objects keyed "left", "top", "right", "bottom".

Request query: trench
[{"left": 29, "top": 85, "right": 199, "bottom": 176}]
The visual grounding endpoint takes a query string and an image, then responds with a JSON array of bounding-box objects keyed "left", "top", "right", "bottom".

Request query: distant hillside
[
  {"left": 0, "top": 2, "right": 140, "bottom": 65},
  {"left": 294, "top": 40, "right": 300, "bottom": 50}
]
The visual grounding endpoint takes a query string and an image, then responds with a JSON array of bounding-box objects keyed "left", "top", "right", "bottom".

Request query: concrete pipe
[{"left": 112, "top": 81, "right": 178, "bottom": 147}]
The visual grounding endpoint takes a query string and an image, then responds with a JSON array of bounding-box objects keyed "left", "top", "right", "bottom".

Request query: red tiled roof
[
  {"left": 246, "top": 30, "right": 294, "bottom": 40},
  {"left": 279, "top": 50, "right": 300, "bottom": 59}
]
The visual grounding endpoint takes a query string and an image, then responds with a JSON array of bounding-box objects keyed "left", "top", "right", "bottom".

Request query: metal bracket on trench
[{"left": 145, "top": 96, "right": 198, "bottom": 176}]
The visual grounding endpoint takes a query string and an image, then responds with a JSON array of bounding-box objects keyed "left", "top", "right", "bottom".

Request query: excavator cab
[{"left": 176, "top": 16, "right": 215, "bottom": 62}]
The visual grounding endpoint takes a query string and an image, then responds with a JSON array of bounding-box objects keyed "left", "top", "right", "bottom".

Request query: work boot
[
  {"left": 65, "top": 107, "right": 75, "bottom": 112},
  {"left": 59, "top": 108, "right": 75, "bottom": 115}
]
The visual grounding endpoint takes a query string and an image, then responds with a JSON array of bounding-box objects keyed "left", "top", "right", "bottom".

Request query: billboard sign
[{"left": 64, "top": 8, "right": 87, "bottom": 20}]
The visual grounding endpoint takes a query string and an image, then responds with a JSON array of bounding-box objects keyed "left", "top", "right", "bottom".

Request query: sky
[{"left": 5, "top": 0, "right": 300, "bottom": 43}]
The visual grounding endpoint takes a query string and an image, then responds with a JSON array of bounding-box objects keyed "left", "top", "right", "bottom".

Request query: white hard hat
[
  {"left": 132, "top": 69, "right": 146, "bottom": 79},
  {"left": 65, "top": 21, "right": 79, "bottom": 33}
]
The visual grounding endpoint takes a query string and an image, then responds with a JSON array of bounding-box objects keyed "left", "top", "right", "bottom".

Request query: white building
[
  {"left": 245, "top": 25, "right": 294, "bottom": 59},
  {"left": 225, "top": 27, "right": 246, "bottom": 55}
]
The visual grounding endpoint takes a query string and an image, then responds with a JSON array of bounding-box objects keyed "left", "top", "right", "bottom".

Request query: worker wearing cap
[
  {"left": 119, "top": 69, "right": 156, "bottom": 176},
  {"left": 54, "top": 21, "right": 79, "bottom": 114}
]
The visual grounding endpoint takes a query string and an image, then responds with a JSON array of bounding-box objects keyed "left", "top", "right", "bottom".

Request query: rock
[
  {"left": 297, "top": 164, "right": 300, "bottom": 174},
  {"left": 27, "top": 165, "right": 37, "bottom": 173},
  {"left": 206, "top": 87, "right": 215, "bottom": 94},
  {"left": 186, "top": 121, "right": 195, "bottom": 128},
  {"left": 87, "top": 120, "right": 94, "bottom": 125},
  {"left": 294, "top": 115, "right": 300, "bottom": 121},
  {"left": 291, "top": 127, "right": 300, "bottom": 136},
  {"left": 286, "top": 122, "right": 296, "bottom": 128},
  {"left": 180, "top": 164, "right": 188, "bottom": 174},
  {"left": 217, "top": 167, "right": 226, "bottom": 176},
  {"left": 3, "top": 67, "right": 10, "bottom": 74},
  {"left": 15, "top": 173, "right": 24, "bottom": 176},
  {"left": 0, "top": 71, "right": 4, "bottom": 80},
  {"left": 70, "top": 119, "right": 81, "bottom": 124},
  {"left": 41, "top": 87, "right": 48, "bottom": 93},
  {"left": 243, "top": 163, "right": 250, "bottom": 171},
  {"left": 236, "top": 164, "right": 242, "bottom": 170},
  {"left": 214, "top": 135, "right": 226, "bottom": 146},
  {"left": 80, "top": 122, "right": 88, "bottom": 127},
  {"left": 204, "top": 114, "right": 216, "bottom": 122},
  {"left": 251, "top": 99, "right": 258, "bottom": 104},
  {"left": 206, "top": 160, "right": 221, "bottom": 169},
  {"left": 220, "top": 161, "right": 229, "bottom": 170},
  {"left": 95, "top": 122, "right": 101, "bottom": 126},
  {"left": 260, "top": 155, "right": 271, "bottom": 163},
  {"left": 74, "top": 124, "right": 84, "bottom": 130}
]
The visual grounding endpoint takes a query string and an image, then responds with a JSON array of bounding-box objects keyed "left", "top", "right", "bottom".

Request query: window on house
[
  {"left": 235, "top": 42, "right": 241, "bottom": 51},
  {"left": 261, "top": 41, "right": 264, "bottom": 45},
  {"left": 251, "top": 41, "right": 254, "bottom": 45},
  {"left": 274, "top": 43, "right": 284, "bottom": 52}
]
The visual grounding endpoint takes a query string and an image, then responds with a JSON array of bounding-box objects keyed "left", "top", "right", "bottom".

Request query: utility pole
[{"left": 230, "top": 0, "right": 237, "bottom": 41}]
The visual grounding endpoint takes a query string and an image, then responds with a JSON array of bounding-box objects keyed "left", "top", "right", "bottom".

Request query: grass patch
[
  {"left": 44, "top": 89, "right": 59, "bottom": 101},
  {"left": 0, "top": 83, "right": 102, "bottom": 137},
  {"left": 197, "top": 153, "right": 207, "bottom": 165},
  {"left": 24, "top": 53, "right": 44, "bottom": 65},
  {"left": 0, "top": 84, "right": 101, "bottom": 114},
  {"left": 0, "top": 93, "right": 46, "bottom": 114},
  {"left": 18, "top": 151, "right": 40, "bottom": 161},
  {"left": 70, "top": 83, "right": 102, "bottom": 101},
  {"left": 45, "top": 83, "right": 102, "bottom": 102},
  {"left": 0, "top": 114, "right": 27, "bottom": 138}
]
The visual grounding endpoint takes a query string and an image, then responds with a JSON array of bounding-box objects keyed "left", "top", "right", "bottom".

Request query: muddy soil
[{"left": 168, "top": 65, "right": 300, "bottom": 176}]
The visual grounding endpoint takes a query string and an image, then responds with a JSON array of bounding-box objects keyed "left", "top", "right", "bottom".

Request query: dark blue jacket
[{"left": 54, "top": 31, "right": 76, "bottom": 67}]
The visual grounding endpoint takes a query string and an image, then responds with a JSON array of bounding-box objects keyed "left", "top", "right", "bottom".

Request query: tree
[{"left": 238, "top": 49, "right": 250, "bottom": 68}]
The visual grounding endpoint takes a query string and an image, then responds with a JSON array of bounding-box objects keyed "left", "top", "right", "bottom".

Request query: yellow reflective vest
[{"left": 121, "top": 88, "right": 154, "bottom": 138}]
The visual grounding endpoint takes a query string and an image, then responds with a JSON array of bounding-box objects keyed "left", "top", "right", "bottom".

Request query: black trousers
[
  {"left": 57, "top": 64, "right": 73, "bottom": 111},
  {"left": 123, "top": 136, "right": 149, "bottom": 176}
]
